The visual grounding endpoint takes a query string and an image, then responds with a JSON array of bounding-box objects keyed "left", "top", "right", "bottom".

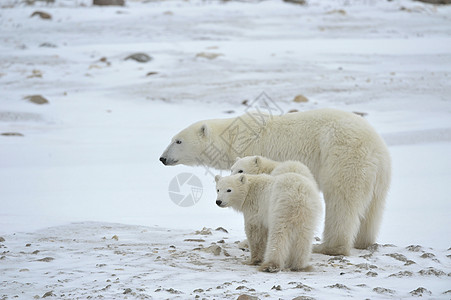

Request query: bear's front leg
[{"left": 244, "top": 222, "right": 267, "bottom": 266}]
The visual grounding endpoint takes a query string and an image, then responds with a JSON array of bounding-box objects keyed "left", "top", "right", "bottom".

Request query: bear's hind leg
[
  {"left": 354, "top": 173, "right": 389, "bottom": 249},
  {"left": 314, "top": 189, "right": 371, "bottom": 256},
  {"left": 287, "top": 229, "right": 312, "bottom": 271},
  {"left": 259, "top": 224, "right": 290, "bottom": 272}
]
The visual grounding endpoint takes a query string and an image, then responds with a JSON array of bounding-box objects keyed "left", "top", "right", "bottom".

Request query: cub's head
[
  {"left": 160, "top": 121, "right": 211, "bottom": 166},
  {"left": 215, "top": 174, "right": 249, "bottom": 211},
  {"left": 230, "top": 156, "right": 263, "bottom": 175}
]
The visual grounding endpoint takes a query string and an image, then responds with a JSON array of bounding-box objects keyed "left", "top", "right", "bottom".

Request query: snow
[{"left": 0, "top": 0, "right": 450, "bottom": 299}]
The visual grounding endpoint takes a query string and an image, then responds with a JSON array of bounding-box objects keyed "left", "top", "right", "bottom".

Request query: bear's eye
[
  {"left": 175, "top": 140, "right": 182, "bottom": 144},
  {"left": 227, "top": 189, "right": 232, "bottom": 192},
  {"left": 216, "top": 189, "right": 219, "bottom": 193},
  {"left": 238, "top": 170, "right": 243, "bottom": 173}
]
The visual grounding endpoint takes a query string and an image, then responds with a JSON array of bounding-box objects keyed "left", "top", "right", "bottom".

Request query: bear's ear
[
  {"left": 215, "top": 175, "right": 221, "bottom": 183},
  {"left": 199, "top": 124, "right": 209, "bottom": 138},
  {"left": 254, "top": 156, "right": 261, "bottom": 166},
  {"left": 235, "top": 157, "right": 241, "bottom": 162},
  {"left": 239, "top": 174, "right": 247, "bottom": 184}
]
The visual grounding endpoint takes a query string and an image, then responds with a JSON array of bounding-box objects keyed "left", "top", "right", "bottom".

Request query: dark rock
[
  {"left": 356, "top": 263, "right": 377, "bottom": 270},
  {"left": 418, "top": 267, "right": 446, "bottom": 276},
  {"left": 24, "top": 95, "right": 49, "bottom": 105},
  {"left": 283, "top": 0, "right": 306, "bottom": 4},
  {"left": 414, "top": 0, "right": 451, "bottom": 4},
  {"left": 384, "top": 253, "right": 408, "bottom": 262},
  {"left": 195, "top": 227, "right": 212, "bottom": 235},
  {"left": 410, "top": 287, "right": 432, "bottom": 296},
  {"left": 125, "top": 53, "right": 152, "bottom": 63},
  {"left": 326, "top": 283, "right": 350, "bottom": 290},
  {"left": 367, "top": 243, "right": 380, "bottom": 252},
  {"left": 406, "top": 245, "right": 422, "bottom": 252},
  {"left": 165, "top": 288, "right": 182, "bottom": 294},
  {"left": 290, "top": 282, "right": 313, "bottom": 292},
  {"left": 420, "top": 253, "right": 435, "bottom": 259},
  {"left": 93, "top": 0, "right": 125, "bottom": 6},
  {"left": 373, "top": 287, "right": 396, "bottom": 294},
  {"left": 389, "top": 271, "right": 413, "bottom": 278},
  {"left": 353, "top": 111, "right": 368, "bottom": 117},
  {"left": 366, "top": 271, "right": 378, "bottom": 277},
  {"left": 405, "top": 260, "right": 416, "bottom": 266},
  {"left": 36, "top": 257, "right": 54, "bottom": 262},
  {"left": 42, "top": 291, "right": 55, "bottom": 298},
  {"left": 184, "top": 238, "right": 205, "bottom": 242},
  {"left": 30, "top": 11, "right": 52, "bottom": 20},
  {"left": 1, "top": 132, "right": 24, "bottom": 137},
  {"left": 237, "top": 295, "right": 259, "bottom": 300},
  {"left": 39, "top": 42, "right": 57, "bottom": 48},
  {"left": 293, "top": 94, "right": 308, "bottom": 103},
  {"left": 26, "top": 0, "right": 55, "bottom": 4}
]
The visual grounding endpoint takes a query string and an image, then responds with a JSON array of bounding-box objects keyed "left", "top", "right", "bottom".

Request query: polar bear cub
[
  {"left": 215, "top": 173, "right": 322, "bottom": 272},
  {"left": 231, "top": 156, "right": 316, "bottom": 181}
]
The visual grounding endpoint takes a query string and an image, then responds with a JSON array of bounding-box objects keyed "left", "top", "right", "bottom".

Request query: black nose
[
  {"left": 216, "top": 200, "right": 222, "bottom": 206},
  {"left": 159, "top": 157, "right": 167, "bottom": 165}
]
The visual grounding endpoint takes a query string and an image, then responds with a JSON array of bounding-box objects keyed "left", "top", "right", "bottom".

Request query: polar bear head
[
  {"left": 160, "top": 121, "right": 212, "bottom": 166},
  {"left": 230, "top": 156, "right": 264, "bottom": 175},
  {"left": 215, "top": 174, "right": 249, "bottom": 211}
]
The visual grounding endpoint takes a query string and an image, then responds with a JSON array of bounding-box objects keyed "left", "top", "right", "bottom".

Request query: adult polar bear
[{"left": 160, "top": 108, "right": 391, "bottom": 256}]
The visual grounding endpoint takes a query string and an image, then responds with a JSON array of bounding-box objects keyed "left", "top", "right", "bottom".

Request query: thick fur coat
[
  {"left": 215, "top": 173, "right": 322, "bottom": 272},
  {"left": 161, "top": 108, "right": 391, "bottom": 255}
]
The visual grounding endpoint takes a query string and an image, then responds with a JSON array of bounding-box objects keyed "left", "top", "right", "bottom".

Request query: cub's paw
[{"left": 259, "top": 262, "right": 280, "bottom": 273}]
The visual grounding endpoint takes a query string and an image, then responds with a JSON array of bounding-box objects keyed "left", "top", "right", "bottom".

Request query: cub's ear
[
  {"left": 199, "top": 124, "right": 209, "bottom": 138},
  {"left": 254, "top": 156, "right": 261, "bottom": 166},
  {"left": 215, "top": 175, "right": 221, "bottom": 183},
  {"left": 235, "top": 157, "right": 241, "bottom": 163},
  {"left": 239, "top": 174, "right": 247, "bottom": 184}
]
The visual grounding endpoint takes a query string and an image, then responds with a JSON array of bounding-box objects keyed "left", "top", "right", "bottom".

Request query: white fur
[
  {"left": 232, "top": 156, "right": 316, "bottom": 182},
  {"left": 161, "top": 108, "right": 391, "bottom": 256},
  {"left": 215, "top": 173, "right": 322, "bottom": 272}
]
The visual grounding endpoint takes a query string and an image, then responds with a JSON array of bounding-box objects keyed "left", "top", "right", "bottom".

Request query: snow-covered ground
[{"left": 1, "top": 0, "right": 450, "bottom": 299}]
